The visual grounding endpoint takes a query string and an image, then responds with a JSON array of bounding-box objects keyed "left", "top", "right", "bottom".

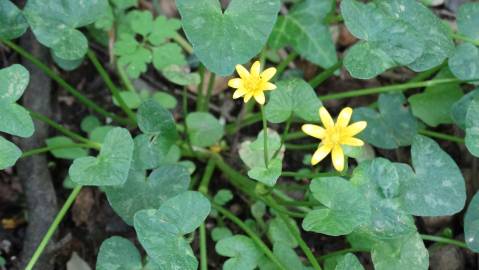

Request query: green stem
[
  {"left": 25, "top": 186, "right": 83, "bottom": 270},
  {"left": 212, "top": 203, "right": 288, "bottom": 270},
  {"left": 318, "top": 248, "right": 367, "bottom": 261},
  {"left": 275, "top": 52, "right": 299, "bottom": 79},
  {"left": 225, "top": 113, "right": 262, "bottom": 134},
  {"left": 117, "top": 61, "right": 137, "bottom": 93},
  {"left": 199, "top": 223, "right": 208, "bottom": 270},
  {"left": 309, "top": 60, "right": 343, "bottom": 88},
  {"left": 198, "top": 158, "right": 215, "bottom": 270},
  {"left": 272, "top": 115, "right": 292, "bottom": 159},
  {"left": 29, "top": 110, "right": 100, "bottom": 149},
  {"left": 260, "top": 105, "right": 269, "bottom": 168},
  {"left": 199, "top": 158, "right": 216, "bottom": 194},
  {"left": 320, "top": 78, "right": 467, "bottom": 101},
  {"left": 284, "top": 143, "right": 317, "bottom": 150},
  {"left": 173, "top": 34, "right": 194, "bottom": 54},
  {"left": 452, "top": 33, "right": 479, "bottom": 46},
  {"left": 197, "top": 65, "right": 206, "bottom": 111},
  {"left": 203, "top": 73, "right": 216, "bottom": 112},
  {"left": 182, "top": 87, "right": 195, "bottom": 155},
  {"left": 21, "top": 143, "right": 94, "bottom": 158},
  {"left": 1, "top": 39, "right": 129, "bottom": 125},
  {"left": 418, "top": 129, "right": 464, "bottom": 144},
  {"left": 421, "top": 234, "right": 468, "bottom": 249},
  {"left": 87, "top": 50, "right": 137, "bottom": 124}
]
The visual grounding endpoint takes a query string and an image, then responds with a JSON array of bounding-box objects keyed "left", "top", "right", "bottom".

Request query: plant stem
[
  {"left": 87, "top": 50, "right": 137, "bottom": 124},
  {"left": 25, "top": 186, "right": 83, "bottom": 270},
  {"left": 225, "top": 113, "right": 262, "bottom": 134},
  {"left": 272, "top": 115, "right": 292, "bottom": 159},
  {"left": 117, "top": 62, "right": 137, "bottom": 93},
  {"left": 198, "top": 158, "right": 215, "bottom": 270},
  {"left": 275, "top": 52, "right": 299, "bottom": 79},
  {"left": 419, "top": 129, "right": 464, "bottom": 144},
  {"left": 0, "top": 39, "right": 129, "bottom": 125},
  {"left": 182, "top": 87, "right": 195, "bottom": 155},
  {"left": 199, "top": 158, "right": 216, "bottom": 195},
  {"left": 452, "top": 33, "right": 479, "bottom": 46},
  {"left": 421, "top": 234, "right": 468, "bottom": 249},
  {"left": 284, "top": 143, "right": 317, "bottom": 150},
  {"left": 173, "top": 34, "right": 194, "bottom": 54},
  {"left": 29, "top": 110, "right": 100, "bottom": 149},
  {"left": 197, "top": 65, "right": 206, "bottom": 111},
  {"left": 212, "top": 203, "right": 288, "bottom": 270},
  {"left": 260, "top": 105, "right": 269, "bottom": 168},
  {"left": 199, "top": 223, "right": 208, "bottom": 270},
  {"left": 203, "top": 73, "right": 216, "bottom": 112},
  {"left": 309, "top": 60, "right": 343, "bottom": 88},
  {"left": 21, "top": 143, "right": 93, "bottom": 158}
]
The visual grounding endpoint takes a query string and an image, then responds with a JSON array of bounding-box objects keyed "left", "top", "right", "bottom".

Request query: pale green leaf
[
  {"left": 137, "top": 99, "right": 178, "bottom": 140},
  {"left": 335, "top": 253, "right": 365, "bottom": 270},
  {"left": 465, "top": 98, "right": 479, "bottom": 157},
  {"left": 46, "top": 136, "right": 88, "bottom": 160},
  {"left": 457, "top": 2, "right": 479, "bottom": 40},
  {"left": 451, "top": 88, "right": 479, "bottom": 129},
  {"left": 0, "top": 136, "right": 21, "bottom": 170},
  {"left": 371, "top": 233, "right": 428, "bottom": 270},
  {"left": 186, "top": 112, "right": 224, "bottom": 147},
  {"left": 449, "top": 43, "right": 479, "bottom": 81},
  {"left": 161, "top": 65, "right": 201, "bottom": 86},
  {"left": 464, "top": 192, "right": 479, "bottom": 252},
  {"left": 152, "top": 43, "right": 186, "bottom": 70},
  {"left": 0, "top": 1, "right": 28, "bottom": 40},
  {"left": 96, "top": 236, "right": 142, "bottom": 270},
  {"left": 215, "top": 235, "right": 263, "bottom": 270}
]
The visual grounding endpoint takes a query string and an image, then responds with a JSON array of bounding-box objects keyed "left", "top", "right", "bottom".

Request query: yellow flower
[
  {"left": 228, "top": 61, "right": 277, "bottom": 105},
  {"left": 302, "top": 107, "right": 367, "bottom": 172}
]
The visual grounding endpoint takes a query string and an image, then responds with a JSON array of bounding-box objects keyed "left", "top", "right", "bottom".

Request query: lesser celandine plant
[{"left": 0, "top": 0, "right": 478, "bottom": 269}]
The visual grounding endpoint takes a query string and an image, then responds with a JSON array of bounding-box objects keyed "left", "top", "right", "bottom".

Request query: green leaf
[
  {"left": 247, "top": 157, "right": 282, "bottom": 187},
  {"left": 128, "top": 10, "right": 153, "bottom": 37},
  {"left": 186, "top": 112, "right": 224, "bottom": 147},
  {"left": 152, "top": 91, "right": 177, "bottom": 109},
  {"left": 400, "top": 135, "right": 466, "bottom": 216},
  {"left": 302, "top": 177, "right": 371, "bottom": 236},
  {"left": 272, "top": 243, "right": 306, "bottom": 270},
  {"left": 149, "top": 16, "right": 182, "bottom": 45},
  {"left": 341, "top": 0, "right": 453, "bottom": 79},
  {"left": 81, "top": 115, "right": 101, "bottom": 133},
  {"left": 177, "top": 0, "right": 281, "bottom": 75},
  {"left": 115, "top": 33, "right": 153, "bottom": 78},
  {"left": 89, "top": 125, "right": 114, "bottom": 143},
  {"left": 353, "top": 93, "right": 418, "bottom": 149},
  {"left": 267, "top": 216, "right": 299, "bottom": 248},
  {"left": 137, "top": 99, "right": 178, "bottom": 141},
  {"left": 96, "top": 236, "right": 142, "bottom": 270},
  {"left": 0, "top": 0, "right": 28, "bottom": 39},
  {"left": 268, "top": 0, "right": 337, "bottom": 69},
  {"left": 69, "top": 127, "right": 134, "bottom": 186},
  {"left": 408, "top": 67, "right": 463, "bottom": 127},
  {"left": 105, "top": 164, "right": 190, "bottom": 225},
  {"left": 449, "top": 43, "right": 479, "bottom": 81},
  {"left": 451, "top": 88, "right": 479, "bottom": 129},
  {"left": 335, "top": 253, "right": 365, "bottom": 270},
  {"left": 52, "top": 53, "right": 84, "bottom": 71},
  {"left": 213, "top": 189, "right": 234, "bottom": 206},
  {"left": 265, "top": 78, "right": 322, "bottom": 123},
  {"left": 161, "top": 66, "right": 201, "bottom": 86},
  {"left": 0, "top": 64, "right": 34, "bottom": 138},
  {"left": 457, "top": 2, "right": 479, "bottom": 40},
  {"left": 152, "top": 43, "right": 186, "bottom": 70},
  {"left": 0, "top": 136, "right": 21, "bottom": 170},
  {"left": 46, "top": 136, "right": 88, "bottom": 160},
  {"left": 215, "top": 235, "right": 263, "bottom": 270},
  {"left": 131, "top": 134, "right": 179, "bottom": 170},
  {"left": 113, "top": 91, "right": 142, "bottom": 109},
  {"left": 112, "top": 0, "right": 138, "bottom": 10},
  {"left": 464, "top": 192, "right": 479, "bottom": 252},
  {"left": 371, "top": 233, "right": 428, "bottom": 270},
  {"left": 24, "top": 0, "right": 109, "bottom": 60},
  {"left": 211, "top": 227, "right": 233, "bottom": 242},
  {"left": 134, "top": 191, "right": 210, "bottom": 270},
  {"left": 465, "top": 98, "right": 479, "bottom": 157}
]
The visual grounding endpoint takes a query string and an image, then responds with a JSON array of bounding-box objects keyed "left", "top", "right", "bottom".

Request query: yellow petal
[
  {"left": 263, "top": 82, "right": 277, "bottom": 91},
  {"left": 261, "top": 67, "right": 277, "bottom": 81},
  {"left": 302, "top": 124, "right": 326, "bottom": 139},
  {"left": 228, "top": 78, "right": 243, "bottom": 88},
  {"left": 331, "top": 145, "right": 345, "bottom": 172},
  {"left": 341, "top": 137, "right": 364, "bottom": 146},
  {"left": 254, "top": 92, "right": 265, "bottom": 105},
  {"left": 311, "top": 144, "right": 332, "bottom": 165},
  {"left": 236, "top": 64, "right": 250, "bottom": 79},
  {"left": 336, "top": 107, "right": 352, "bottom": 127},
  {"left": 345, "top": 121, "right": 367, "bottom": 136},
  {"left": 244, "top": 93, "right": 254, "bottom": 103},
  {"left": 233, "top": 88, "right": 246, "bottom": 99},
  {"left": 250, "top": 61, "right": 261, "bottom": 77},
  {"left": 319, "top": 107, "right": 334, "bottom": 129}
]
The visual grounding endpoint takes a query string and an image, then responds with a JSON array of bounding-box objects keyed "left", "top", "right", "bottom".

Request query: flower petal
[
  {"left": 261, "top": 67, "right": 277, "bottom": 81},
  {"left": 228, "top": 78, "right": 243, "bottom": 88},
  {"left": 331, "top": 145, "right": 345, "bottom": 172},
  {"left": 263, "top": 82, "right": 277, "bottom": 91},
  {"left": 254, "top": 91, "right": 265, "bottom": 105},
  {"left": 345, "top": 121, "right": 367, "bottom": 136},
  {"left": 233, "top": 88, "right": 246, "bottom": 99},
  {"left": 302, "top": 124, "right": 326, "bottom": 139},
  {"left": 319, "top": 107, "right": 334, "bottom": 129},
  {"left": 311, "top": 144, "right": 332, "bottom": 165},
  {"left": 244, "top": 93, "right": 254, "bottom": 103},
  {"left": 250, "top": 61, "right": 261, "bottom": 77},
  {"left": 336, "top": 107, "right": 352, "bottom": 127},
  {"left": 236, "top": 64, "right": 250, "bottom": 79},
  {"left": 341, "top": 137, "right": 364, "bottom": 146}
]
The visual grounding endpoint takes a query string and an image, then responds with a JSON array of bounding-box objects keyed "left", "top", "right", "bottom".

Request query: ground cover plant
[{"left": 0, "top": 0, "right": 479, "bottom": 269}]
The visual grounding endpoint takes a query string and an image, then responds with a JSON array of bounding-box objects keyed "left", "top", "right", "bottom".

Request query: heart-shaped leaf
[
  {"left": 137, "top": 99, "right": 178, "bottom": 140},
  {"left": 186, "top": 112, "right": 224, "bottom": 147},
  {"left": 0, "top": 136, "right": 21, "bottom": 170},
  {"left": 371, "top": 233, "right": 428, "bottom": 270},
  {"left": 400, "top": 135, "right": 466, "bottom": 216},
  {"left": 341, "top": 0, "right": 453, "bottom": 79},
  {"left": 0, "top": 64, "right": 34, "bottom": 138},
  {"left": 302, "top": 177, "right": 371, "bottom": 236},
  {"left": 131, "top": 134, "right": 179, "bottom": 170},
  {"left": 265, "top": 78, "right": 322, "bottom": 123},
  {"left": 0, "top": 1, "right": 28, "bottom": 40},
  {"left": 23, "top": 0, "right": 109, "bottom": 60},
  {"left": 215, "top": 235, "right": 263, "bottom": 270},
  {"left": 105, "top": 164, "right": 190, "bottom": 225},
  {"left": 268, "top": 0, "right": 337, "bottom": 69},
  {"left": 464, "top": 192, "right": 479, "bottom": 252},
  {"left": 352, "top": 93, "right": 418, "bottom": 149},
  {"left": 335, "top": 253, "right": 365, "bottom": 270},
  {"left": 449, "top": 43, "right": 479, "bottom": 81},
  {"left": 96, "top": 236, "right": 142, "bottom": 270},
  {"left": 465, "top": 98, "right": 479, "bottom": 157},
  {"left": 69, "top": 127, "right": 134, "bottom": 186},
  {"left": 177, "top": 0, "right": 281, "bottom": 75},
  {"left": 134, "top": 191, "right": 210, "bottom": 270}
]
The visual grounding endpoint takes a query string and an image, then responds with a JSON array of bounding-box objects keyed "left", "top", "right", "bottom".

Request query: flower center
[
  {"left": 326, "top": 127, "right": 343, "bottom": 145},
  {"left": 244, "top": 75, "right": 263, "bottom": 93}
]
